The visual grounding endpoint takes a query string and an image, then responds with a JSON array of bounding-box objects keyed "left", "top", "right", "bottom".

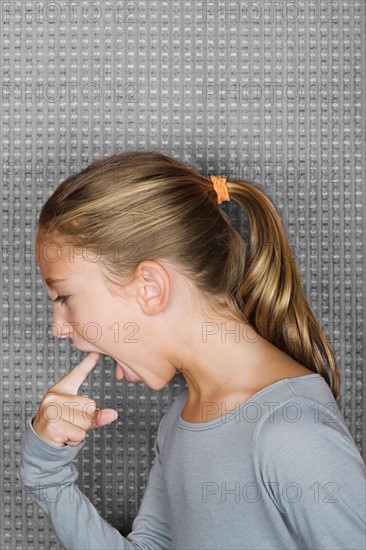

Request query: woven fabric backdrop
[{"left": 1, "top": 1, "right": 365, "bottom": 548}]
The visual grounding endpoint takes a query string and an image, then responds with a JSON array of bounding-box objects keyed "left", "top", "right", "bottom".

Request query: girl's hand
[{"left": 32, "top": 352, "right": 118, "bottom": 448}]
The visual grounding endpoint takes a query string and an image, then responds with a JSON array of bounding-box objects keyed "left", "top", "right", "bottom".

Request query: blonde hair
[{"left": 38, "top": 150, "right": 340, "bottom": 401}]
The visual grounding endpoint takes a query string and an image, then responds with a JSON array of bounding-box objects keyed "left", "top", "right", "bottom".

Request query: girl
[{"left": 18, "top": 151, "right": 365, "bottom": 549}]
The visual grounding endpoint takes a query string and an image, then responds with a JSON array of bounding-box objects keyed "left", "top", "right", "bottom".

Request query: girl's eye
[{"left": 52, "top": 295, "right": 69, "bottom": 305}]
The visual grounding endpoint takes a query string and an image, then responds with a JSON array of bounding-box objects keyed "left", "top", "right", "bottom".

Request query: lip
[
  {"left": 116, "top": 361, "right": 140, "bottom": 382},
  {"left": 123, "top": 368, "right": 133, "bottom": 381}
]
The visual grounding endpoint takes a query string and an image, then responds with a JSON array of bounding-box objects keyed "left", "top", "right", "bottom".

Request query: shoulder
[
  {"left": 253, "top": 395, "right": 365, "bottom": 478},
  {"left": 251, "top": 397, "right": 366, "bottom": 547}
]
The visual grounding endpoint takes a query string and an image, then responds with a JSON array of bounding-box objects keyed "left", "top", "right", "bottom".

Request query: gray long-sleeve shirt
[{"left": 17, "top": 373, "right": 366, "bottom": 550}]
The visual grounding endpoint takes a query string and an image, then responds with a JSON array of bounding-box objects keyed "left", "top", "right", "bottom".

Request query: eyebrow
[{"left": 45, "top": 277, "right": 68, "bottom": 287}]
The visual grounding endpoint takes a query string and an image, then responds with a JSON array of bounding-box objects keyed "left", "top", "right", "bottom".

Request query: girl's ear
[{"left": 134, "top": 260, "right": 171, "bottom": 316}]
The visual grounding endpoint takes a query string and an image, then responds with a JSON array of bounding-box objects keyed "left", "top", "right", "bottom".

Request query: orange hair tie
[{"left": 210, "top": 175, "right": 230, "bottom": 204}]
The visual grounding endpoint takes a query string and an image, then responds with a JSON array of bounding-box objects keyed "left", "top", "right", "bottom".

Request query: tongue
[{"left": 115, "top": 363, "right": 125, "bottom": 380}]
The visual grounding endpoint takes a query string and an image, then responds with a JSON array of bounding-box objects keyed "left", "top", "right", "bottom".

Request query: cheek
[
  {"left": 67, "top": 293, "right": 121, "bottom": 343},
  {"left": 75, "top": 307, "right": 116, "bottom": 345}
]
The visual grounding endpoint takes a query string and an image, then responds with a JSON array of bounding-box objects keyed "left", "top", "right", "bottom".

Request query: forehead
[{"left": 35, "top": 230, "right": 98, "bottom": 281}]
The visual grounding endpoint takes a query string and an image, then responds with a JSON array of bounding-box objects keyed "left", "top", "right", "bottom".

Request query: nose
[
  {"left": 52, "top": 322, "right": 76, "bottom": 339},
  {"left": 51, "top": 309, "right": 76, "bottom": 339}
]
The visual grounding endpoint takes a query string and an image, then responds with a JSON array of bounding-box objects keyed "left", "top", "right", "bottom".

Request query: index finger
[{"left": 52, "top": 352, "right": 100, "bottom": 395}]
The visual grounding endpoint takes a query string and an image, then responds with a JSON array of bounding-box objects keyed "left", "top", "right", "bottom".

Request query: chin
[
  {"left": 150, "top": 376, "right": 176, "bottom": 392},
  {"left": 152, "top": 382, "right": 166, "bottom": 391}
]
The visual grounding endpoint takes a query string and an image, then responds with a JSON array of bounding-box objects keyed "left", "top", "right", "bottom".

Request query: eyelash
[{"left": 52, "top": 295, "right": 70, "bottom": 305}]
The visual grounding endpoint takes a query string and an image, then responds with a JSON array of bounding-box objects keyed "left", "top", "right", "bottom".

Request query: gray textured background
[{"left": 1, "top": 1, "right": 365, "bottom": 548}]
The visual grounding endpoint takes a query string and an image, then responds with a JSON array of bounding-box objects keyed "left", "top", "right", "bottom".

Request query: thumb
[{"left": 90, "top": 408, "right": 118, "bottom": 430}]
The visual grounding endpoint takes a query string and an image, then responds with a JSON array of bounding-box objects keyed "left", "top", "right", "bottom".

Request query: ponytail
[{"left": 226, "top": 179, "right": 340, "bottom": 402}]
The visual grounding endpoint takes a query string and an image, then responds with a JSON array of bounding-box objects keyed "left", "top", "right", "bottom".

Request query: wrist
[{"left": 31, "top": 417, "right": 66, "bottom": 448}]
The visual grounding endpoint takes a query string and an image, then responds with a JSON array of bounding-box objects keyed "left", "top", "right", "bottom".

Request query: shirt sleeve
[
  {"left": 254, "top": 396, "right": 366, "bottom": 550},
  {"left": 16, "top": 413, "right": 172, "bottom": 550}
]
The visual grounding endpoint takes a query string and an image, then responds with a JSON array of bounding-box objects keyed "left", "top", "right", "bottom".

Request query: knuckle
[
  {"left": 42, "top": 391, "right": 60, "bottom": 407},
  {"left": 44, "top": 389, "right": 57, "bottom": 400},
  {"left": 80, "top": 398, "right": 97, "bottom": 422},
  {"left": 84, "top": 398, "right": 97, "bottom": 411}
]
